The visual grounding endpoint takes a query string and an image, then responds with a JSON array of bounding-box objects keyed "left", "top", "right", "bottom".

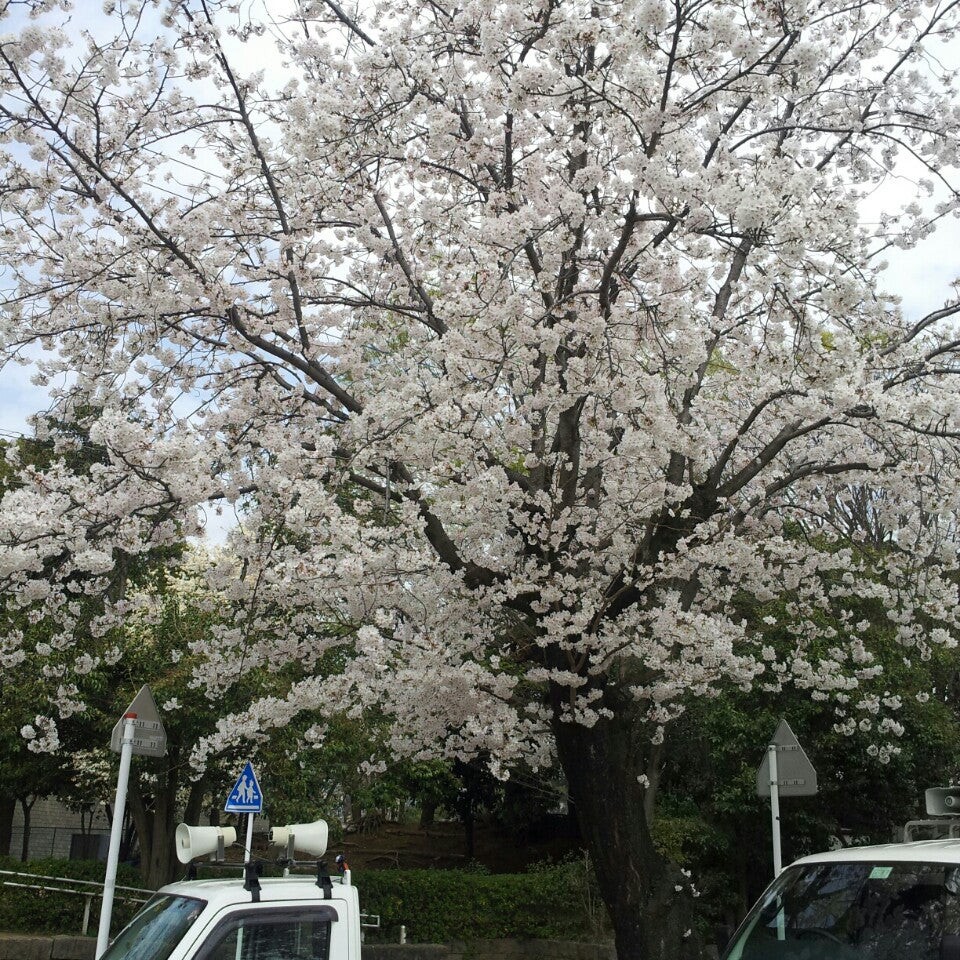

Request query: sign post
[
  {"left": 768, "top": 743, "right": 782, "bottom": 876},
  {"left": 225, "top": 762, "right": 264, "bottom": 863},
  {"left": 757, "top": 720, "right": 817, "bottom": 878},
  {"left": 96, "top": 686, "right": 166, "bottom": 959}
]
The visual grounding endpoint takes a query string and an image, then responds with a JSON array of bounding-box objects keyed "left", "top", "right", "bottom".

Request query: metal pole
[
  {"left": 244, "top": 812, "right": 254, "bottom": 863},
  {"left": 83, "top": 894, "right": 93, "bottom": 936},
  {"left": 236, "top": 816, "right": 253, "bottom": 960},
  {"left": 769, "top": 743, "right": 782, "bottom": 877},
  {"left": 96, "top": 714, "right": 136, "bottom": 959}
]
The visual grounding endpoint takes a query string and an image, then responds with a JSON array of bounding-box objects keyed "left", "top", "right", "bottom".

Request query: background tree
[
  {"left": 0, "top": 437, "right": 80, "bottom": 857},
  {"left": 60, "top": 553, "right": 287, "bottom": 888},
  {"left": 0, "top": 721, "right": 67, "bottom": 860},
  {"left": 3, "top": 2, "right": 960, "bottom": 957},
  {"left": 661, "top": 643, "right": 960, "bottom": 929},
  {"left": 645, "top": 524, "right": 960, "bottom": 936}
]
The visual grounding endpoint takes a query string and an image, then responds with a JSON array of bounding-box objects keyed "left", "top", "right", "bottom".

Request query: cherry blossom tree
[{"left": 3, "top": 0, "right": 960, "bottom": 955}]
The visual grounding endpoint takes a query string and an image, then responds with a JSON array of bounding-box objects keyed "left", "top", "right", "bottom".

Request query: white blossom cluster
[
  {"left": 1, "top": 0, "right": 959, "bottom": 778},
  {"left": 20, "top": 715, "right": 60, "bottom": 752}
]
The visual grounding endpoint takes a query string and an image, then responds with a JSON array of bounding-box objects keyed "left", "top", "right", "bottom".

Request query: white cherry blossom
[{"left": 3, "top": 1, "right": 960, "bottom": 956}]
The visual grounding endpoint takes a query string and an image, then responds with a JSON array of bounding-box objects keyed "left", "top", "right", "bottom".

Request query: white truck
[
  {"left": 98, "top": 820, "right": 362, "bottom": 960},
  {"left": 720, "top": 787, "right": 960, "bottom": 959}
]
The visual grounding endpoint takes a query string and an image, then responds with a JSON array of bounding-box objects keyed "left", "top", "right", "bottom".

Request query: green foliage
[
  {"left": 0, "top": 429, "right": 186, "bottom": 861},
  {"left": 651, "top": 809, "right": 726, "bottom": 870},
  {"left": 0, "top": 857, "right": 143, "bottom": 936},
  {"left": 0, "top": 858, "right": 606, "bottom": 944},
  {"left": 655, "top": 576, "right": 960, "bottom": 925},
  {"left": 358, "top": 860, "right": 608, "bottom": 943},
  {"left": 259, "top": 714, "right": 409, "bottom": 830}
]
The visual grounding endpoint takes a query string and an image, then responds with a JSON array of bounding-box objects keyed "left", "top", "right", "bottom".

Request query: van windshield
[
  {"left": 100, "top": 894, "right": 207, "bottom": 960},
  {"left": 723, "top": 860, "right": 960, "bottom": 960}
]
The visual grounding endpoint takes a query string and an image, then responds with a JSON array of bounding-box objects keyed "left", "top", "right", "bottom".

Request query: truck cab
[
  {"left": 720, "top": 840, "right": 960, "bottom": 959},
  {"left": 100, "top": 874, "right": 361, "bottom": 960}
]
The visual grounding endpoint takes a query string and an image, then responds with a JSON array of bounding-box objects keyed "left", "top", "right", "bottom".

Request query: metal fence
[{"left": 0, "top": 869, "right": 152, "bottom": 936}]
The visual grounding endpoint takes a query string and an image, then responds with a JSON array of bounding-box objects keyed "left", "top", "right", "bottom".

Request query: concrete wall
[
  {"left": 0, "top": 936, "right": 96, "bottom": 960},
  {"left": 9, "top": 799, "right": 110, "bottom": 861}
]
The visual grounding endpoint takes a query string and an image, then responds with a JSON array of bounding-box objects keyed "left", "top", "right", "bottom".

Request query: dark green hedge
[
  {"left": 0, "top": 857, "right": 608, "bottom": 944},
  {"left": 0, "top": 856, "right": 145, "bottom": 937},
  {"left": 358, "top": 860, "right": 609, "bottom": 943}
]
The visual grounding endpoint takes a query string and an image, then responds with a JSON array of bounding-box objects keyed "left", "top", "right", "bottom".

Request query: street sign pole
[
  {"left": 245, "top": 812, "right": 255, "bottom": 864},
  {"left": 757, "top": 719, "right": 817, "bottom": 882},
  {"left": 96, "top": 714, "right": 136, "bottom": 959},
  {"left": 769, "top": 743, "right": 782, "bottom": 877},
  {"left": 98, "top": 686, "right": 167, "bottom": 958}
]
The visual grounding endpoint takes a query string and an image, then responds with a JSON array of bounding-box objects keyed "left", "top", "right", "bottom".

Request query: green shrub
[
  {"left": 0, "top": 857, "right": 145, "bottom": 937},
  {"left": 0, "top": 857, "right": 610, "bottom": 945},
  {"left": 357, "top": 858, "right": 610, "bottom": 943}
]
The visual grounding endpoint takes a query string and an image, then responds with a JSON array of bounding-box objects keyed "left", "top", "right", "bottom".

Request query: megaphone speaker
[
  {"left": 269, "top": 820, "right": 329, "bottom": 857},
  {"left": 175, "top": 823, "right": 238, "bottom": 864},
  {"left": 926, "top": 788, "right": 960, "bottom": 817}
]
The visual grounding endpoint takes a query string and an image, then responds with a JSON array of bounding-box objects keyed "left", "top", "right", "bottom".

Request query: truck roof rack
[{"left": 903, "top": 819, "right": 960, "bottom": 842}]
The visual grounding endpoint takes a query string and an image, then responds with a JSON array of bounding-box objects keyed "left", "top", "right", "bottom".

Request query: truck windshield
[
  {"left": 723, "top": 860, "right": 960, "bottom": 960},
  {"left": 100, "top": 894, "right": 207, "bottom": 960}
]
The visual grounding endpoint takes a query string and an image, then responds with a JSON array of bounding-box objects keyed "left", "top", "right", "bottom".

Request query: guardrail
[{"left": 0, "top": 869, "right": 152, "bottom": 936}]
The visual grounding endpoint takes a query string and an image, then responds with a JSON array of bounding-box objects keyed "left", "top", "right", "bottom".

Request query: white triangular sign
[
  {"left": 756, "top": 719, "right": 817, "bottom": 797},
  {"left": 109, "top": 685, "right": 166, "bottom": 757}
]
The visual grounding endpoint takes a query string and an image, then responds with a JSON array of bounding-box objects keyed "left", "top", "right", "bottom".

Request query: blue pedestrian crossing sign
[{"left": 224, "top": 761, "right": 263, "bottom": 813}]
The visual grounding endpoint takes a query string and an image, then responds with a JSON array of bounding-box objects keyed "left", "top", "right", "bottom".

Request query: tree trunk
[
  {"left": 184, "top": 777, "right": 208, "bottom": 829},
  {"left": 128, "top": 762, "right": 207, "bottom": 889},
  {"left": 121, "top": 806, "right": 138, "bottom": 863},
  {"left": 17, "top": 796, "right": 35, "bottom": 862},
  {"left": 419, "top": 797, "right": 437, "bottom": 827},
  {"left": 552, "top": 708, "right": 701, "bottom": 960},
  {"left": 0, "top": 795, "right": 14, "bottom": 857},
  {"left": 128, "top": 774, "right": 173, "bottom": 889},
  {"left": 464, "top": 805, "right": 475, "bottom": 860}
]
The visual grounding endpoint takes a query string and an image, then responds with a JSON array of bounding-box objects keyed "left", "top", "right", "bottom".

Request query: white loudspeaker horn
[
  {"left": 269, "top": 820, "right": 329, "bottom": 857},
  {"left": 175, "top": 823, "right": 238, "bottom": 864},
  {"left": 927, "top": 788, "right": 960, "bottom": 817}
]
